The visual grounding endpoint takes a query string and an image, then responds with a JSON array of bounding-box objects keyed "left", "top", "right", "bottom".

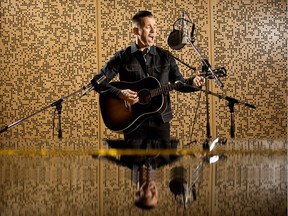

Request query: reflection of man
[
  {"left": 95, "top": 138, "right": 181, "bottom": 209},
  {"left": 134, "top": 164, "right": 158, "bottom": 209}
]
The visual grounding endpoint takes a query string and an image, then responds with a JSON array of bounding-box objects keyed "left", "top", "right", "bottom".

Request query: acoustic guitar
[{"left": 99, "top": 69, "right": 226, "bottom": 133}]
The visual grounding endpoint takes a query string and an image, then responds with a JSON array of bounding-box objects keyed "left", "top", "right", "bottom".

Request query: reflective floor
[{"left": 0, "top": 138, "right": 286, "bottom": 216}]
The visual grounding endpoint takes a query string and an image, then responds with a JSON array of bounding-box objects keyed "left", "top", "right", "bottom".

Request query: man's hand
[
  {"left": 119, "top": 89, "right": 139, "bottom": 105},
  {"left": 193, "top": 75, "right": 205, "bottom": 87}
]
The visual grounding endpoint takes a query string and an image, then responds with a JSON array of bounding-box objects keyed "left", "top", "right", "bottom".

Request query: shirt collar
[{"left": 131, "top": 42, "right": 156, "bottom": 55}]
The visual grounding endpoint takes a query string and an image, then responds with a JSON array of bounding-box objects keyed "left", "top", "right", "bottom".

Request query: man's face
[
  {"left": 134, "top": 16, "right": 157, "bottom": 48},
  {"left": 135, "top": 180, "right": 158, "bottom": 207}
]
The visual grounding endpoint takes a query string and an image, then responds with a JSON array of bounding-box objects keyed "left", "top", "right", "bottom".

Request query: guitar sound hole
[{"left": 137, "top": 89, "right": 152, "bottom": 105}]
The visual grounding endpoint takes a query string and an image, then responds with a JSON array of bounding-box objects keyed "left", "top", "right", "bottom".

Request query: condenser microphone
[
  {"left": 181, "top": 11, "right": 189, "bottom": 44},
  {"left": 167, "top": 11, "right": 187, "bottom": 50}
]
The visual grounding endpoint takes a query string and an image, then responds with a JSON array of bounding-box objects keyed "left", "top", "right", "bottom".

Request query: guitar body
[
  {"left": 99, "top": 77, "right": 166, "bottom": 133},
  {"left": 99, "top": 69, "right": 227, "bottom": 133}
]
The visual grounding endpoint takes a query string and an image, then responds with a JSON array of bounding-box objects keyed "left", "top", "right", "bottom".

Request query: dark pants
[
  {"left": 101, "top": 118, "right": 179, "bottom": 169},
  {"left": 124, "top": 118, "right": 171, "bottom": 150}
]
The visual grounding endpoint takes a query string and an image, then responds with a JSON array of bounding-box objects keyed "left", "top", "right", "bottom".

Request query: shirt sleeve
[
  {"left": 90, "top": 52, "right": 122, "bottom": 96},
  {"left": 168, "top": 53, "right": 198, "bottom": 93}
]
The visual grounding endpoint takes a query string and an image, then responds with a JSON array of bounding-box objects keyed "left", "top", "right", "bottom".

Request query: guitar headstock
[{"left": 200, "top": 67, "right": 227, "bottom": 79}]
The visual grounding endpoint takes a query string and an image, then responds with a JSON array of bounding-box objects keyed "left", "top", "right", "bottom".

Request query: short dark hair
[{"left": 132, "top": 11, "right": 154, "bottom": 26}]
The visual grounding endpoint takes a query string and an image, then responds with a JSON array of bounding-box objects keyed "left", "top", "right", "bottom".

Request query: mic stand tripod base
[
  {"left": 202, "top": 138, "right": 210, "bottom": 150},
  {"left": 51, "top": 98, "right": 64, "bottom": 139},
  {"left": 56, "top": 103, "right": 63, "bottom": 139},
  {"left": 227, "top": 99, "right": 236, "bottom": 139},
  {"left": 202, "top": 137, "right": 223, "bottom": 152}
]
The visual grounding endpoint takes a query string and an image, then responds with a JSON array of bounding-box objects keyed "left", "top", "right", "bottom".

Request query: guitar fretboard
[{"left": 150, "top": 77, "right": 195, "bottom": 97}]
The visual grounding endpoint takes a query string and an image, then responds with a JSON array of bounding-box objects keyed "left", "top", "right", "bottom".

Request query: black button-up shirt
[{"left": 91, "top": 42, "right": 194, "bottom": 124}]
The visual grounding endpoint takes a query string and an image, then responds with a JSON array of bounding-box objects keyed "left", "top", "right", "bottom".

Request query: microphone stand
[
  {"left": 51, "top": 98, "right": 64, "bottom": 139},
  {"left": 185, "top": 33, "right": 223, "bottom": 148},
  {"left": 186, "top": 37, "right": 224, "bottom": 88},
  {"left": 187, "top": 28, "right": 256, "bottom": 138},
  {"left": 0, "top": 86, "right": 87, "bottom": 139},
  {"left": 202, "top": 63, "right": 212, "bottom": 149},
  {"left": 200, "top": 90, "right": 256, "bottom": 138},
  {"left": 167, "top": 16, "right": 256, "bottom": 140},
  {"left": 168, "top": 52, "right": 196, "bottom": 71},
  {"left": 0, "top": 74, "right": 105, "bottom": 138}
]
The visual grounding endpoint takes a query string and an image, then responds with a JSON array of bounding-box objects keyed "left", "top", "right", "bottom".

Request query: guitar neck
[{"left": 150, "top": 77, "right": 195, "bottom": 97}]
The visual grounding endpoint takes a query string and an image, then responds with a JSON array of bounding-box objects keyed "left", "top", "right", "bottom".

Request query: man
[{"left": 91, "top": 11, "right": 205, "bottom": 209}]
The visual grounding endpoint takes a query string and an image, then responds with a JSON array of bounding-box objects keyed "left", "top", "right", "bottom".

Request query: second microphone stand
[
  {"left": 0, "top": 88, "right": 83, "bottom": 139},
  {"left": 186, "top": 35, "right": 222, "bottom": 149},
  {"left": 202, "top": 61, "right": 213, "bottom": 149}
]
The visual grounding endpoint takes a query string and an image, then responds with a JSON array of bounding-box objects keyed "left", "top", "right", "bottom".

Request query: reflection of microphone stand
[
  {"left": 168, "top": 160, "right": 207, "bottom": 210},
  {"left": 169, "top": 153, "right": 227, "bottom": 212},
  {"left": 169, "top": 160, "right": 207, "bottom": 210}
]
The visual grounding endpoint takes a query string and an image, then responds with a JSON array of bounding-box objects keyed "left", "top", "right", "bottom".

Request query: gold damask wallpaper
[
  {"left": 0, "top": 0, "right": 287, "bottom": 215},
  {"left": 0, "top": 0, "right": 286, "bottom": 141}
]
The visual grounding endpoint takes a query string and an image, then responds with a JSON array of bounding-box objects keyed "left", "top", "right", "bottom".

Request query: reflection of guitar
[{"left": 99, "top": 69, "right": 226, "bottom": 133}]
